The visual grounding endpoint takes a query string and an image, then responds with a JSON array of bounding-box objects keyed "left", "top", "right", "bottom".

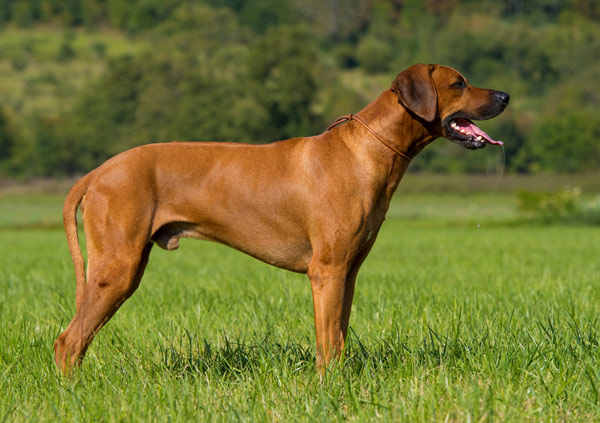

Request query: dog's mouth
[{"left": 443, "top": 117, "right": 503, "bottom": 150}]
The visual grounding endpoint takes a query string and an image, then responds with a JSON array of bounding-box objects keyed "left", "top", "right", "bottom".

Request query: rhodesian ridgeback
[{"left": 54, "top": 64, "right": 509, "bottom": 374}]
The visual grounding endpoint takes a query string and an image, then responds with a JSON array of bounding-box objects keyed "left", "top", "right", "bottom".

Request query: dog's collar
[{"left": 327, "top": 113, "right": 413, "bottom": 161}]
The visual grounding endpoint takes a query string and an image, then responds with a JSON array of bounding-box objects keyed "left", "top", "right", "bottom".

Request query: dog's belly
[{"left": 151, "top": 217, "right": 313, "bottom": 273}]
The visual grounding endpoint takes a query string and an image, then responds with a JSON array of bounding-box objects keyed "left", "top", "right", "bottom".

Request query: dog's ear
[{"left": 391, "top": 64, "right": 437, "bottom": 122}]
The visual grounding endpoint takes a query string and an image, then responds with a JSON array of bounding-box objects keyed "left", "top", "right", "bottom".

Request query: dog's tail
[{"left": 63, "top": 170, "right": 96, "bottom": 311}]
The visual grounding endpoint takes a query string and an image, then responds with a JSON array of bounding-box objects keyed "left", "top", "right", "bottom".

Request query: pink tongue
[{"left": 455, "top": 118, "right": 503, "bottom": 145}]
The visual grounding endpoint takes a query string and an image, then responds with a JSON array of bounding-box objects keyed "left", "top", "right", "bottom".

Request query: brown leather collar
[{"left": 327, "top": 113, "right": 413, "bottom": 161}]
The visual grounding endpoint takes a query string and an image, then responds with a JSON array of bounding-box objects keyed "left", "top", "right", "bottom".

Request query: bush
[
  {"left": 11, "top": 57, "right": 29, "bottom": 71},
  {"left": 517, "top": 187, "right": 591, "bottom": 223},
  {"left": 56, "top": 35, "right": 76, "bottom": 62}
]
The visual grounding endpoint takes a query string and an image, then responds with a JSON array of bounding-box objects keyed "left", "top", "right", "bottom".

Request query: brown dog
[{"left": 54, "top": 64, "right": 509, "bottom": 374}]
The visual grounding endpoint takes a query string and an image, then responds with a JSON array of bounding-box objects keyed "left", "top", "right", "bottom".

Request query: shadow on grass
[
  {"left": 155, "top": 325, "right": 481, "bottom": 378},
  {"left": 155, "top": 315, "right": 600, "bottom": 380},
  {"left": 156, "top": 329, "right": 315, "bottom": 377}
]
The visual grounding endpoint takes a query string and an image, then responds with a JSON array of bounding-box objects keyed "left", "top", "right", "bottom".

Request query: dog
[{"left": 54, "top": 64, "right": 509, "bottom": 374}]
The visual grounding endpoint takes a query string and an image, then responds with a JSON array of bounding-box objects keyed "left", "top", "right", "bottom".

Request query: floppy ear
[{"left": 391, "top": 64, "right": 437, "bottom": 122}]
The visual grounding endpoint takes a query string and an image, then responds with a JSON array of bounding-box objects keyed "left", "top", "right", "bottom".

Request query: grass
[
  {"left": 0, "top": 193, "right": 64, "bottom": 228},
  {"left": 1, "top": 188, "right": 600, "bottom": 421}
]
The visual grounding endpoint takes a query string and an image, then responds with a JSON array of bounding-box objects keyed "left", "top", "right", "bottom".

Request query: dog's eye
[{"left": 452, "top": 80, "right": 466, "bottom": 89}]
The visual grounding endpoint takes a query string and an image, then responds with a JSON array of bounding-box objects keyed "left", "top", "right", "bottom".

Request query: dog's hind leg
[{"left": 54, "top": 242, "right": 153, "bottom": 374}]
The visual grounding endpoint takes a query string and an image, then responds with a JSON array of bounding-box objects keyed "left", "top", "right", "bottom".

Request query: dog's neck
[
  {"left": 342, "top": 89, "right": 439, "bottom": 191},
  {"left": 331, "top": 90, "right": 439, "bottom": 216},
  {"left": 357, "top": 89, "right": 438, "bottom": 159}
]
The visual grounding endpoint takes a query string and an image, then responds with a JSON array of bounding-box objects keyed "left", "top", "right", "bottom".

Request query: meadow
[{"left": 1, "top": 177, "right": 600, "bottom": 422}]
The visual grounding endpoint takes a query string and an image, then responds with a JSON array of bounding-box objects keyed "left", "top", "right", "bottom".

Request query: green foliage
[
  {"left": 571, "top": 0, "right": 600, "bottom": 21},
  {"left": 124, "top": 0, "right": 181, "bottom": 33},
  {"left": 9, "top": 115, "right": 67, "bottom": 177},
  {"left": 518, "top": 187, "right": 581, "bottom": 219},
  {"left": 516, "top": 186, "right": 600, "bottom": 224},
  {"left": 0, "top": 0, "right": 599, "bottom": 176},
  {"left": 10, "top": 56, "right": 28, "bottom": 71},
  {"left": 0, "top": 108, "right": 17, "bottom": 165},
  {"left": 248, "top": 26, "right": 324, "bottom": 140},
  {"left": 56, "top": 32, "right": 76, "bottom": 61},
  {"left": 238, "top": 0, "right": 295, "bottom": 34},
  {"left": 522, "top": 109, "right": 600, "bottom": 173},
  {"left": 356, "top": 36, "right": 394, "bottom": 73},
  {"left": 579, "top": 196, "right": 600, "bottom": 225},
  {"left": 10, "top": 0, "right": 40, "bottom": 27},
  {"left": 91, "top": 40, "right": 106, "bottom": 58}
]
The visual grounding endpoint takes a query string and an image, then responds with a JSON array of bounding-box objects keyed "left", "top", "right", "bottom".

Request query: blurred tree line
[{"left": 0, "top": 0, "right": 599, "bottom": 176}]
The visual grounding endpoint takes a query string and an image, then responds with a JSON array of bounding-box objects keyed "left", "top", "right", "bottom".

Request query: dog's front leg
[{"left": 308, "top": 262, "right": 350, "bottom": 373}]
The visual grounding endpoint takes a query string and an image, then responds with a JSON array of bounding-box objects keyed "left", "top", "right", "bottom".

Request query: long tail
[{"left": 63, "top": 171, "right": 96, "bottom": 311}]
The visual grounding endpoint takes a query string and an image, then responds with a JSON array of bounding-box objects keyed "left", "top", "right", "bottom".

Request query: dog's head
[{"left": 391, "top": 64, "right": 509, "bottom": 149}]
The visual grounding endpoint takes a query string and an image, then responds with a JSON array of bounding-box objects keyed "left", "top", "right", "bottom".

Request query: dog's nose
[{"left": 495, "top": 91, "right": 510, "bottom": 106}]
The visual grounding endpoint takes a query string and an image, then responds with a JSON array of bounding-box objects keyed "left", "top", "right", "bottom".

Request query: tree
[
  {"left": 248, "top": 26, "right": 325, "bottom": 141},
  {"left": 0, "top": 108, "right": 16, "bottom": 165},
  {"left": 517, "top": 108, "right": 600, "bottom": 172}
]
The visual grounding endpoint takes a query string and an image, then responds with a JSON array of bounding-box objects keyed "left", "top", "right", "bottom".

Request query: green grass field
[{"left": 1, "top": 187, "right": 600, "bottom": 422}]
